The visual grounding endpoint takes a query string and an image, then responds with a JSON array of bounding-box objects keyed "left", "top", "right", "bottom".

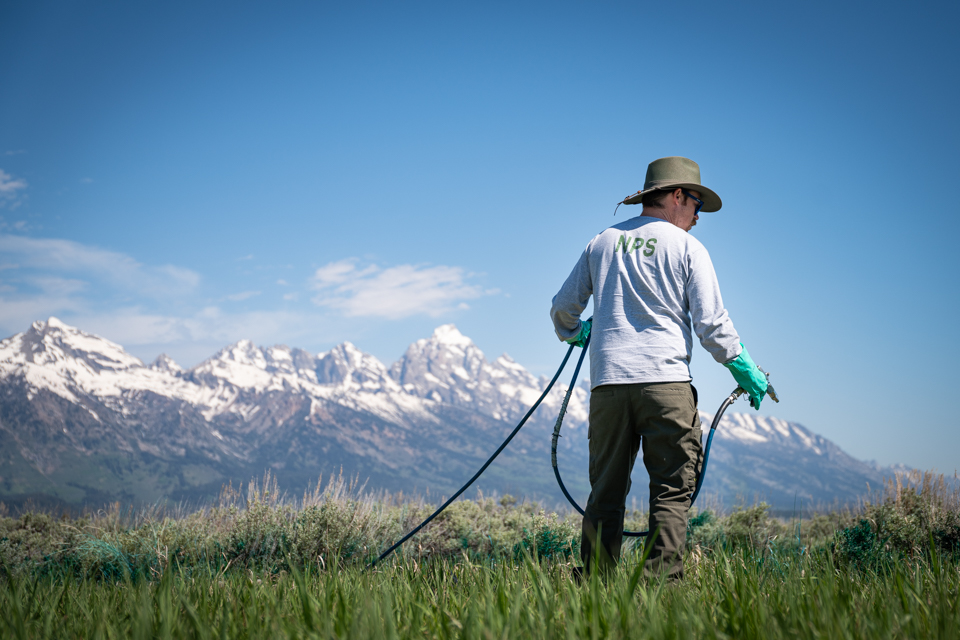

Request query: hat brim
[{"left": 621, "top": 183, "right": 722, "bottom": 212}]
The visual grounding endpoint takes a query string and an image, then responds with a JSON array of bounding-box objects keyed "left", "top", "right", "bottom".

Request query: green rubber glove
[
  {"left": 565, "top": 319, "right": 591, "bottom": 348},
  {"left": 723, "top": 344, "right": 768, "bottom": 410}
]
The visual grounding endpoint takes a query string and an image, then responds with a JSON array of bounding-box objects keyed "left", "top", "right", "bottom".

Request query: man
[{"left": 550, "top": 156, "right": 769, "bottom": 581}]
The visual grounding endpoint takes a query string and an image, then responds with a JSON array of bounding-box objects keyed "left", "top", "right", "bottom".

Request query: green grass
[
  {"left": 0, "top": 470, "right": 957, "bottom": 638},
  {"left": 1, "top": 546, "right": 958, "bottom": 639}
]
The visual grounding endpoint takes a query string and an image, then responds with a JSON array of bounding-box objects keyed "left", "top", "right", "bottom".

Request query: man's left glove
[
  {"left": 565, "top": 319, "right": 591, "bottom": 348},
  {"left": 723, "top": 344, "right": 768, "bottom": 410}
]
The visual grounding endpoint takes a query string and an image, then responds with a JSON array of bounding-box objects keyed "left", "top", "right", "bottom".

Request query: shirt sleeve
[
  {"left": 686, "top": 246, "right": 742, "bottom": 364},
  {"left": 550, "top": 247, "right": 593, "bottom": 342}
]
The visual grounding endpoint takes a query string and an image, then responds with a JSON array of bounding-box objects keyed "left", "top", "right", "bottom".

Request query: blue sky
[{"left": 1, "top": 0, "right": 958, "bottom": 473}]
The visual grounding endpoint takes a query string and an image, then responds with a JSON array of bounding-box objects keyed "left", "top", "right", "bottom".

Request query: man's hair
[{"left": 641, "top": 188, "right": 682, "bottom": 209}]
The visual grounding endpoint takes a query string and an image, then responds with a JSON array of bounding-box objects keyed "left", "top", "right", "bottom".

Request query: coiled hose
[
  {"left": 369, "top": 334, "right": 744, "bottom": 567},
  {"left": 550, "top": 330, "right": 743, "bottom": 536}
]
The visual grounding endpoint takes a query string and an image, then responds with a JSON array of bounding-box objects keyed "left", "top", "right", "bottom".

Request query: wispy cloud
[
  {"left": 0, "top": 234, "right": 200, "bottom": 295},
  {"left": 0, "top": 234, "right": 204, "bottom": 345},
  {"left": 0, "top": 242, "right": 498, "bottom": 366},
  {"left": 27, "top": 276, "right": 89, "bottom": 296},
  {"left": 225, "top": 290, "right": 261, "bottom": 302},
  {"left": 64, "top": 307, "right": 316, "bottom": 347},
  {"left": 0, "top": 295, "right": 327, "bottom": 363},
  {"left": 0, "top": 169, "right": 27, "bottom": 209},
  {"left": 0, "top": 294, "right": 87, "bottom": 330},
  {"left": 0, "top": 170, "right": 26, "bottom": 195},
  {"left": 311, "top": 258, "right": 489, "bottom": 319}
]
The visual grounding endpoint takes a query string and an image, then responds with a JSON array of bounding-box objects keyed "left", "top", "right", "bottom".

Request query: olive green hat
[{"left": 620, "top": 156, "right": 722, "bottom": 212}]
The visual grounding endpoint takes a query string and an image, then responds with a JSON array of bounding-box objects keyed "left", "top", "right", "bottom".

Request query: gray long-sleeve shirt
[{"left": 550, "top": 215, "right": 741, "bottom": 388}]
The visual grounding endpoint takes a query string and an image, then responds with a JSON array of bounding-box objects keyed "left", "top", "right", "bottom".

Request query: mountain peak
[
  {"left": 35, "top": 316, "right": 69, "bottom": 331},
  {"left": 431, "top": 324, "right": 472, "bottom": 347},
  {"left": 315, "top": 342, "right": 392, "bottom": 389},
  {"left": 150, "top": 353, "right": 182, "bottom": 373},
  {"left": 190, "top": 340, "right": 319, "bottom": 388},
  {"left": 16, "top": 317, "right": 143, "bottom": 371},
  {"left": 336, "top": 341, "right": 362, "bottom": 354},
  {"left": 209, "top": 339, "right": 264, "bottom": 366},
  {"left": 30, "top": 316, "right": 73, "bottom": 336}
]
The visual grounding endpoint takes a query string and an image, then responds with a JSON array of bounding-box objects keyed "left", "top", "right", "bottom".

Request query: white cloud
[
  {"left": 0, "top": 170, "right": 26, "bottom": 196},
  {"left": 0, "top": 235, "right": 207, "bottom": 347},
  {"left": 0, "top": 234, "right": 200, "bottom": 295},
  {"left": 66, "top": 307, "right": 324, "bottom": 350},
  {"left": 313, "top": 259, "right": 376, "bottom": 285},
  {"left": 225, "top": 290, "right": 261, "bottom": 302},
  {"left": 0, "top": 244, "right": 498, "bottom": 367},
  {"left": 0, "top": 169, "right": 27, "bottom": 209},
  {"left": 310, "top": 258, "right": 488, "bottom": 319},
  {"left": 0, "top": 294, "right": 87, "bottom": 330},
  {"left": 28, "top": 276, "right": 89, "bottom": 296}
]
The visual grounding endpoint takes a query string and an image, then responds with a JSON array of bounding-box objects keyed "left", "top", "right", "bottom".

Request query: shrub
[
  {"left": 834, "top": 519, "right": 886, "bottom": 571},
  {"left": 512, "top": 511, "right": 578, "bottom": 561},
  {"left": 833, "top": 471, "right": 960, "bottom": 571},
  {"left": 1, "top": 470, "right": 956, "bottom": 579}
]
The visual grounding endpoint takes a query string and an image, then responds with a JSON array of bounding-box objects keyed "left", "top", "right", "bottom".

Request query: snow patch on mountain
[
  {"left": 150, "top": 354, "right": 182, "bottom": 374},
  {"left": 0, "top": 317, "right": 202, "bottom": 405},
  {"left": 389, "top": 324, "right": 588, "bottom": 426},
  {"left": 316, "top": 342, "right": 400, "bottom": 393},
  {"left": 701, "top": 409, "right": 828, "bottom": 455}
]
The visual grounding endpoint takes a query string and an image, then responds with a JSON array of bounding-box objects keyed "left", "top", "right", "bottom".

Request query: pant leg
[
  {"left": 581, "top": 384, "right": 640, "bottom": 571},
  {"left": 637, "top": 382, "right": 702, "bottom": 581}
]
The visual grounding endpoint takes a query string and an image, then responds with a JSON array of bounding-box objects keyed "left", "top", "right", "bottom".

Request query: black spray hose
[
  {"left": 550, "top": 329, "right": 746, "bottom": 537},
  {"left": 688, "top": 391, "right": 742, "bottom": 506},
  {"left": 369, "top": 328, "right": 765, "bottom": 567},
  {"left": 368, "top": 343, "right": 577, "bottom": 569},
  {"left": 549, "top": 333, "right": 592, "bottom": 519}
]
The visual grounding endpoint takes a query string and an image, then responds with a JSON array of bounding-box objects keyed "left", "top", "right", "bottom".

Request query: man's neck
[{"left": 641, "top": 208, "right": 689, "bottom": 231}]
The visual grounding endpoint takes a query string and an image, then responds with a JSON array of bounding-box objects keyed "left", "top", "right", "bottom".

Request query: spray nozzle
[{"left": 758, "top": 367, "right": 780, "bottom": 403}]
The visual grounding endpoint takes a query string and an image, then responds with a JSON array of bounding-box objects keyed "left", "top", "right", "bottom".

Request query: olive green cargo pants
[{"left": 581, "top": 382, "right": 702, "bottom": 581}]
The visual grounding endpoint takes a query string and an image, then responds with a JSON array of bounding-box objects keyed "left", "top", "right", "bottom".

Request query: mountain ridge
[{"left": 0, "top": 318, "right": 899, "bottom": 511}]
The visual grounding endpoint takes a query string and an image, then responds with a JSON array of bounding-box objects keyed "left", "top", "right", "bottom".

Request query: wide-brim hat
[{"left": 621, "top": 156, "right": 722, "bottom": 212}]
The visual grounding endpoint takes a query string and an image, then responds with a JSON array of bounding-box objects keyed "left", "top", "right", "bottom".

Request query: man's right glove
[
  {"left": 723, "top": 344, "right": 768, "bottom": 410},
  {"left": 565, "top": 318, "right": 591, "bottom": 348}
]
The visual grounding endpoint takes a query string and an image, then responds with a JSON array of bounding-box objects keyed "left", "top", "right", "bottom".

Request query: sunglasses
[{"left": 682, "top": 190, "right": 704, "bottom": 215}]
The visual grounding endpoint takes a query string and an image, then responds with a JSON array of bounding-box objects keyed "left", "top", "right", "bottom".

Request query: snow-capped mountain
[
  {"left": 0, "top": 318, "right": 895, "bottom": 510},
  {"left": 390, "top": 324, "right": 588, "bottom": 427},
  {"left": 691, "top": 410, "right": 900, "bottom": 511}
]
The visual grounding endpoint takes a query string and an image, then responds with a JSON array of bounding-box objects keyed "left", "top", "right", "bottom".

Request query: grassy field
[{"left": 1, "top": 471, "right": 958, "bottom": 639}]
